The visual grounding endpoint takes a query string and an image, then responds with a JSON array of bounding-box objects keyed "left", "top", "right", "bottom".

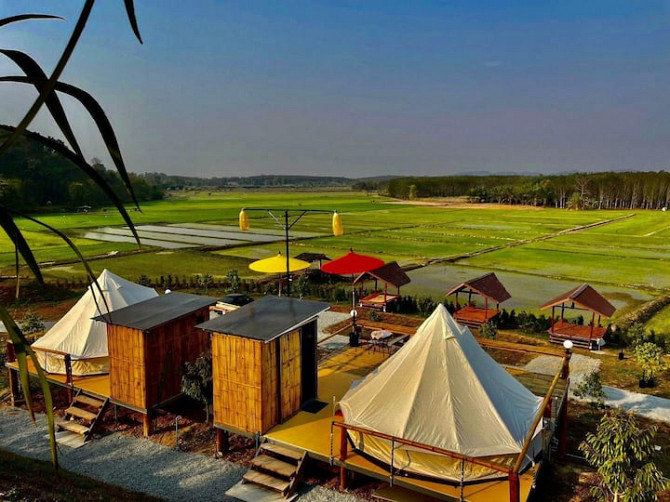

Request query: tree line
[
  {"left": 0, "top": 128, "right": 164, "bottom": 212},
  {"left": 386, "top": 171, "right": 670, "bottom": 210}
]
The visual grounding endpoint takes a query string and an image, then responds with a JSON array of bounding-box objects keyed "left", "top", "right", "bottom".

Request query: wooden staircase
[
  {"left": 241, "top": 443, "right": 307, "bottom": 499},
  {"left": 56, "top": 392, "right": 109, "bottom": 441}
]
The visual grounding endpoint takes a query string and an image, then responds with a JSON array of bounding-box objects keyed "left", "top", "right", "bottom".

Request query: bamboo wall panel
[
  {"left": 261, "top": 340, "right": 278, "bottom": 430},
  {"left": 108, "top": 324, "right": 146, "bottom": 409},
  {"left": 280, "top": 330, "right": 301, "bottom": 421},
  {"left": 108, "top": 307, "right": 209, "bottom": 411},
  {"left": 213, "top": 334, "right": 269, "bottom": 434},
  {"left": 144, "top": 309, "right": 210, "bottom": 408}
]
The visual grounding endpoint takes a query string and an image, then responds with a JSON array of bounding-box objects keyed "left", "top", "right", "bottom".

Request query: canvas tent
[
  {"left": 32, "top": 269, "right": 158, "bottom": 376},
  {"left": 339, "top": 304, "right": 544, "bottom": 483}
]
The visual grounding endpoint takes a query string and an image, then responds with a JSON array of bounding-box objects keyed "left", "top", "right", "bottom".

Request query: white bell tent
[
  {"left": 32, "top": 270, "right": 157, "bottom": 375},
  {"left": 339, "top": 304, "right": 544, "bottom": 483}
]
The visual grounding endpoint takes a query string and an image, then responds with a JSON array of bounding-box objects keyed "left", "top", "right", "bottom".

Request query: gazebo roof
[
  {"left": 295, "top": 252, "right": 330, "bottom": 263},
  {"left": 353, "top": 261, "right": 411, "bottom": 288},
  {"left": 540, "top": 284, "right": 616, "bottom": 318},
  {"left": 445, "top": 273, "right": 511, "bottom": 303}
]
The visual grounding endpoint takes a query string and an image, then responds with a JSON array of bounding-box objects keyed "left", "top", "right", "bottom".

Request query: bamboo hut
[
  {"left": 540, "top": 284, "right": 616, "bottom": 350},
  {"left": 445, "top": 272, "right": 511, "bottom": 328},
  {"left": 196, "top": 296, "right": 329, "bottom": 448},
  {"left": 94, "top": 292, "right": 217, "bottom": 435},
  {"left": 353, "top": 261, "right": 410, "bottom": 311}
]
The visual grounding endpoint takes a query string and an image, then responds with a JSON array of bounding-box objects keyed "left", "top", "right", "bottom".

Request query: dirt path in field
[{"left": 406, "top": 212, "right": 636, "bottom": 270}]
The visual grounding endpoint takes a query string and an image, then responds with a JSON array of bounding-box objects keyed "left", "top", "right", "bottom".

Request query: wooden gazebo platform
[
  {"left": 353, "top": 261, "right": 410, "bottom": 312},
  {"left": 445, "top": 273, "right": 511, "bottom": 328},
  {"left": 540, "top": 284, "right": 616, "bottom": 350}
]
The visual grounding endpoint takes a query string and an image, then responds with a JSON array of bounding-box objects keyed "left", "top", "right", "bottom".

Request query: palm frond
[
  {"left": 0, "top": 14, "right": 62, "bottom": 28},
  {"left": 0, "top": 125, "right": 141, "bottom": 245},
  {"left": 0, "top": 0, "right": 95, "bottom": 157},
  {"left": 0, "top": 209, "right": 43, "bottom": 284},
  {"left": 0, "top": 303, "right": 58, "bottom": 469},
  {"left": 123, "top": 0, "right": 143, "bottom": 44},
  {"left": 0, "top": 50, "right": 82, "bottom": 156},
  {"left": 0, "top": 77, "right": 139, "bottom": 208}
]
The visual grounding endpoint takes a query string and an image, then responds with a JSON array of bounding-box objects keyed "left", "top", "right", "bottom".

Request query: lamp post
[{"left": 239, "top": 208, "right": 342, "bottom": 296}]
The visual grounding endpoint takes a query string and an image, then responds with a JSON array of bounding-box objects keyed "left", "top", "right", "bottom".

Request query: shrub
[
  {"left": 181, "top": 353, "right": 213, "bottom": 421},
  {"left": 225, "top": 270, "right": 241, "bottom": 293},
  {"left": 20, "top": 312, "right": 45, "bottom": 335},
  {"left": 480, "top": 322, "right": 497, "bottom": 340},
  {"left": 137, "top": 274, "right": 151, "bottom": 287},
  {"left": 579, "top": 408, "right": 666, "bottom": 501},
  {"left": 573, "top": 371, "right": 606, "bottom": 408},
  {"left": 368, "top": 310, "right": 382, "bottom": 322},
  {"left": 633, "top": 342, "right": 667, "bottom": 386}
]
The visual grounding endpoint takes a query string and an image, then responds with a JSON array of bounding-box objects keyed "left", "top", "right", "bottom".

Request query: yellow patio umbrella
[{"left": 249, "top": 252, "right": 310, "bottom": 274}]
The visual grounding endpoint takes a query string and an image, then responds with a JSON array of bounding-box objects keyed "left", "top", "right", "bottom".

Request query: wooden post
[
  {"left": 339, "top": 426, "right": 348, "bottom": 489},
  {"left": 64, "top": 354, "right": 73, "bottom": 403},
  {"left": 509, "top": 470, "right": 520, "bottom": 502},
  {"left": 216, "top": 429, "right": 230, "bottom": 455},
  {"left": 550, "top": 306, "right": 555, "bottom": 333},
  {"left": 143, "top": 411, "right": 153, "bottom": 437},
  {"left": 558, "top": 350, "right": 571, "bottom": 459},
  {"left": 6, "top": 342, "right": 19, "bottom": 406},
  {"left": 558, "top": 399, "right": 569, "bottom": 460},
  {"left": 589, "top": 311, "right": 596, "bottom": 347}
]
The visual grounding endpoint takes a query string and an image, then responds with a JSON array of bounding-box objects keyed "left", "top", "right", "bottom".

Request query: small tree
[
  {"left": 225, "top": 269, "right": 241, "bottom": 293},
  {"left": 480, "top": 322, "right": 497, "bottom": 340},
  {"left": 181, "top": 353, "right": 213, "bottom": 421},
  {"left": 633, "top": 342, "right": 667, "bottom": 386},
  {"left": 573, "top": 370, "right": 606, "bottom": 408},
  {"left": 20, "top": 311, "right": 45, "bottom": 335},
  {"left": 579, "top": 408, "right": 666, "bottom": 501}
]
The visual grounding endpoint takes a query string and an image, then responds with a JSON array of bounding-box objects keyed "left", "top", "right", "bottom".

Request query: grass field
[{"left": 2, "top": 191, "right": 669, "bottom": 328}]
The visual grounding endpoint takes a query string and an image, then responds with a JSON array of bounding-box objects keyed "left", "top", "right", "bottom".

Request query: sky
[{"left": 1, "top": 1, "right": 670, "bottom": 178}]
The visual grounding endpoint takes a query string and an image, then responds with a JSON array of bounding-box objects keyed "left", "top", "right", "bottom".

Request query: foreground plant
[
  {"left": 578, "top": 408, "right": 666, "bottom": 501},
  {"left": 1, "top": 2, "right": 143, "bottom": 468}
]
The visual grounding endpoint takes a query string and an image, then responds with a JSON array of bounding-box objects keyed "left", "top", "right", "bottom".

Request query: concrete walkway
[{"left": 0, "top": 407, "right": 363, "bottom": 502}]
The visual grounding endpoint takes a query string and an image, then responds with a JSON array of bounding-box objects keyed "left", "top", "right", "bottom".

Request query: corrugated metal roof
[
  {"left": 197, "top": 295, "right": 330, "bottom": 342},
  {"left": 445, "top": 272, "right": 512, "bottom": 303},
  {"left": 353, "top": 261, "right": 411, "bottom": 288},
  {"left": 93, "top": 292, "right": 217, "bottom": 331},
  {"left": 540, "top": 284, "right": 616, "bottom": 317}
]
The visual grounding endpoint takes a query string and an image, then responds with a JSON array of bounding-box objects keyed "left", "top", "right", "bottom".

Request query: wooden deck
[
  {"left": 359, "top": 292, "right": 400, "bottom": 311},
  {"left": 264, "top": 344, "right": 556, "bottom": 502},
  {"left": 6, "top": 359, "right": 110, "bottom": 399},
  {"left": 454, "top": 305, "right": 500, "bottom": 327},
  {"left": 548, "top": 320, "right": 607, "bottom": 347}
]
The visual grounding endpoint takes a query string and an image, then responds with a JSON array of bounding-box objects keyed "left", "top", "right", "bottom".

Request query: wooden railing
[
  {"left": 331, "top": 350, "right": 572, "bottom": 502},
  {"left": 6, "top": 341, "right": 74, "bottom": 401}
]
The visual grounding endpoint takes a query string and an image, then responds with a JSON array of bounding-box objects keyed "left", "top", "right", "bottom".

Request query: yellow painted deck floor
[
  {"left": 265, "top": 344, "right": 537, "bottom": 502},
  {"left": 6, "top": 359, "right": 110, "bottom": 398}
]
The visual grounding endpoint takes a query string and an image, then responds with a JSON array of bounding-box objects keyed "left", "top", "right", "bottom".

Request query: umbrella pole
[{"left": 285, "top": 210, "right": 291, "bottom": 297}]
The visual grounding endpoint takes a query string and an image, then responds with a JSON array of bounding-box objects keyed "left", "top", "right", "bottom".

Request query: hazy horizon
[{"left": 2, "top": 1, "right": 669, "bottom": 178}]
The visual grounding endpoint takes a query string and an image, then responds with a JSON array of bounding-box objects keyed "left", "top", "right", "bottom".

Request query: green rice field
[{"left": 2, "top": 191, "right": 669, "bottom": 329}]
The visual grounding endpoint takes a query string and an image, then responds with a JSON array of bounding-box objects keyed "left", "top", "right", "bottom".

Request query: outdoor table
[{"left": 370, "top": 330, "right": 393, "bottom": 352}]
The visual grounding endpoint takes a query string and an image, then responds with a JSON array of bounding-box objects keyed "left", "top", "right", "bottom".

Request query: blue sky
[{"left": 2, "top": 1, "right": 670, "bottom": 178}]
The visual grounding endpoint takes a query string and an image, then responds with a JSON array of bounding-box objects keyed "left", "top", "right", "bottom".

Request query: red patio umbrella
[
  {"left": 320, "top": 250, "right": 384, "bottom": 276},
  {"left": 321, "top": 250, "right": 385, "bottom": 341}
]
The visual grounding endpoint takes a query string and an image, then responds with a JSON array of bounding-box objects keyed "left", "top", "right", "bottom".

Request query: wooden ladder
[
  {"left": 56, "top": 391, "right": 109, "bottom": 441},
  {"left": 242, "top": 443, "right": 307, "bottom": 499}
]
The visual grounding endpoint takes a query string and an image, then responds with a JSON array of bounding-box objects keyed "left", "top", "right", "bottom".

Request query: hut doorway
[{"left": 301, "top": 321, "right": 317, "bottom": 403}]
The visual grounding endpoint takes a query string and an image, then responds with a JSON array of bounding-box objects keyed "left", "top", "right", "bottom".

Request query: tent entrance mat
[{"left": 301, "top": 399, "right": 327, "bottom": 414}]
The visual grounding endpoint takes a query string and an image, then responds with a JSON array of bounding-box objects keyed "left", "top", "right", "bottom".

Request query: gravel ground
[
  {"left": 0, "top": 408, "right": 365, "bottom": 502},
  {"left": 317, "top": 311, "right": 351, "bottom": 352},
  {"left": 523, "top": 354, "right": 670, "bottom": 423}
]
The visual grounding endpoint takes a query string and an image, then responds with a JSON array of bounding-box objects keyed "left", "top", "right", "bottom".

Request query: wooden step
[
  {"left": 73, "top": 394, "right": 105, "bottom": 408},
  {"left": 65, "top": 406, "right": 97, "bottom": 422},
  {"left": 251, "top": 454, "right": 297, "bottom": 479},
  {"left": 56, "top": 421, "right": 90, "bottom": 436},
  {"left": 243, "top": 470, "right": 290, "bottom": 494},
  {"left": 260, "top": 443, "right": 303, "bottom": 463}
]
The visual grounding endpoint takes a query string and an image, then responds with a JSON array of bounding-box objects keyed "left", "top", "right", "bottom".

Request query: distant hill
[{"left": 140, "top": 173, "right": 355, "bottom": 189}]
